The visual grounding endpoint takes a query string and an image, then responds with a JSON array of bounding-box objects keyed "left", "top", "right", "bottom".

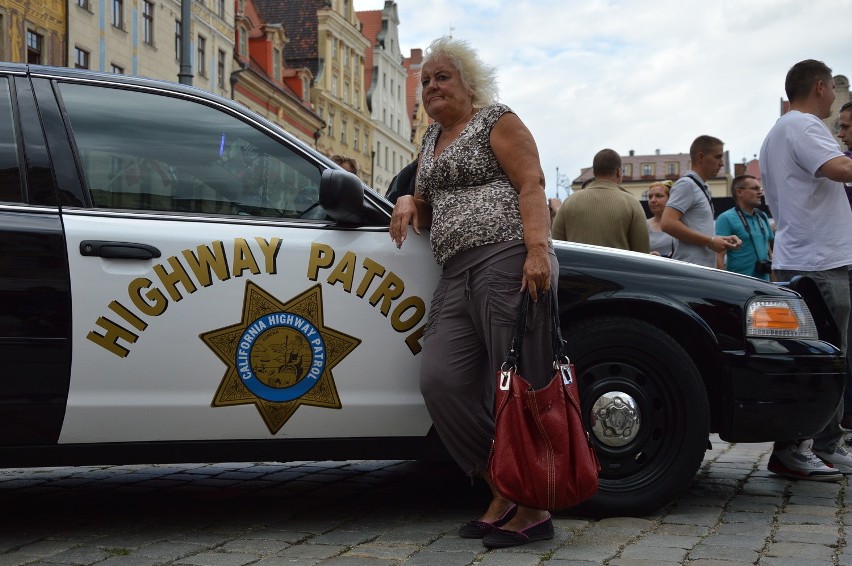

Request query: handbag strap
[{"left": 505, "top": 290, "right": 565, "bottom": 370}]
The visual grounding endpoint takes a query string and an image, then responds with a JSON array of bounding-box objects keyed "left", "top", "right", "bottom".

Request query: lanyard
[
  {"left": 734, "top": 207, "right": 769, "bottom": 260},
  {"left": 685, "top": 174, "right": 714, "bottom": 216}
]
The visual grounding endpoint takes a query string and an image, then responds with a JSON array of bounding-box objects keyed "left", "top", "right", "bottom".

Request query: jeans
[{"left": 775, "top": 266, "right": 850, "bottom": 451}]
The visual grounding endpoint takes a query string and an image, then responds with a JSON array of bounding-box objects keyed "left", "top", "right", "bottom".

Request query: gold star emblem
[{"left": 200, "top": 281, "right": 361, "bottom": 434}]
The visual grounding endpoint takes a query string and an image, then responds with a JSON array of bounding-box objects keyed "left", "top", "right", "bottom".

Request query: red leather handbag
[{"left": 487, "top": 291, "right": 600, "bottom": 510}]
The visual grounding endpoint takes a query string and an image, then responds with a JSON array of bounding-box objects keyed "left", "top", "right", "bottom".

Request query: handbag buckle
[
  {"left": 557, "top": 359, "right": 574, "bottom": 385},
  {"left": 499, "top": 364, "right": 513, "bottom": 390}
]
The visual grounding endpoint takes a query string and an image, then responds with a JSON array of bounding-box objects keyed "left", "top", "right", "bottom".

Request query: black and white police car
[{"left": 0, "top": 64, "right": 845, "bottom": 517}]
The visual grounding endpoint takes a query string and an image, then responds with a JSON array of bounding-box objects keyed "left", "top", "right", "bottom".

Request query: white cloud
[{"left": 355, "top": 0, "right": 847, "bottom": 195}]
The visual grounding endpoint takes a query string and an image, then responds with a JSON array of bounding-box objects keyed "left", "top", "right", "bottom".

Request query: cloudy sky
[{"left": 353, "top": 0, "right": 847, "bottom": 198}]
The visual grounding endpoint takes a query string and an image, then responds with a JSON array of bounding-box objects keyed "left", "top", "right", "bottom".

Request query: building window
[
  {"left": 327, "top": 112, "right": 334, "bottom": 137},
  {"left": 354, "top": 127, "right": 359, "bottom": 151},
  {"left": 74, "top": 47, "right": 90, "bottom": 69},
  {"left": 217, "top": 0, "right": 225, "bottom": 18},
  {"left": 344, "top": 46, "right": 350, "bottom": 70},
  {"left": 341, "top": 119, "right": 347, "bottom": 144},
  {"left": 622, "top": 163, "right": 633, "bottom": 177},
  {"left": 175, "top": 20, "right": 181, "bottom": 60},
  {"left": 239, "top": 26, "right": 247, "bottom": 56},
  {"left": 273, "top": 48, "right": 281, "bottom": 81},
  {"left": 197, "top": 36, "right": 207, "bottom": 77},
  {"left": 332, "top": 38, "right": 338, "bottom": 60},
  {"left": 666, "top": 161, "right": 679, "bottom": 176},
  {"left": 641, "top": 163, "right": 654, "bottom": 177},
  {"left": 376, "top": 141, "right": 381, "bottom": 166},
  {"left": 217, "top": 50, "right": 226, "bottom": 88},
  {"left": 143, "top": 1, "right": 154, "bottom": 45},
  {"left": 112, "top": 0, "right": 124, "bottom": 29},
  {"left": 301, "top": 76, "right": 310, "bottom": 102},
  {"left": 111, "top": 64, "right": 124, "bottom": 74},
  {"left": 332, "top": 75, "right": 338, "bottom": 97},
  {"left": 76, "top": 0, "right": 90, "bottom": 9},
  {"left": 344, "top": 81, "right": 349, "bottom": 104},
  {"left": 26, "top": 30, "right": 42, "bottom": 64}
]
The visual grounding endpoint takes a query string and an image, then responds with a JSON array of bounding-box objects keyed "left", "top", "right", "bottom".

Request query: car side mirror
[{"left": 319, "top": 169, "right": 365, "bottom": 225}]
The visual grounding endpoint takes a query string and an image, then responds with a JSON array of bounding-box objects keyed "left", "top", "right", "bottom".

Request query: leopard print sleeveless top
[{"left": 418, "top": 103, "right": 525, "bottom": 266}]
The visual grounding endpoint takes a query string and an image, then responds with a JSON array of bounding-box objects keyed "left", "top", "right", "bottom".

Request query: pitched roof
[{"left": 255, "top": 0, "right": 325, "bottom": 77}]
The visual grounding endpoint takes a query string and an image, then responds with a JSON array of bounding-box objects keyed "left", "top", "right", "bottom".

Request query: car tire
[{"left": 564, "top": 316, "right": 710, "bottom": 517}]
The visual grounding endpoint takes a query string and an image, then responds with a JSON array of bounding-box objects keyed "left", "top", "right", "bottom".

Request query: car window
[
  {"left": 58, "top": 82, "right": 323, "bottom": 218},
  {"left": 0, "top": 77, "right": 22, "bottom": 203}
]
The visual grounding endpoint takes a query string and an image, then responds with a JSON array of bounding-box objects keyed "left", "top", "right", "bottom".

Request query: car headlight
[{"left": 745, "top": 297, "right": 818, "bottom": 339}]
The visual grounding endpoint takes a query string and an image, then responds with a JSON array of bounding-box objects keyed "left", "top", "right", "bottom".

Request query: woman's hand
[
  {"left": 521, "top": 247, "right": 552, "bottom": 301},
  {"left": 390, "top": 195, "right": 420, "bottom": 249}
]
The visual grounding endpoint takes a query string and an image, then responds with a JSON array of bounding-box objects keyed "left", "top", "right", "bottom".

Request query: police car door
[{"left": 51, "top": 77, "right": 438, "bottom": 444}]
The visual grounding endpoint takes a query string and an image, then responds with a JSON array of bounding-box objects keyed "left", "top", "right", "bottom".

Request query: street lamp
[{"left": 177, "top": 1, "right": 194, "bottom": 85}]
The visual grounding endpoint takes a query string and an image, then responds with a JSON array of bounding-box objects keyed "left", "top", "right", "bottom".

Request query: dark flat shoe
[
  {"left": 458, "top": 504, "right": 517, "bottom": 539},
  {"left": 482, "top": 516, "right": 554, "bottom": 548}
]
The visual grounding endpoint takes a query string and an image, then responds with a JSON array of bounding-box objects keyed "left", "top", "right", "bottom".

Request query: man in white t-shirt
[{"left": 761, "top": 59, "right": 852, "bottom": 481}]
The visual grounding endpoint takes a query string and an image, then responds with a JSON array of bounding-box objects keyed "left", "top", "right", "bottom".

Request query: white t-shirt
[{"left": 760, "top": 110, "right": 852, "bottom": 271}]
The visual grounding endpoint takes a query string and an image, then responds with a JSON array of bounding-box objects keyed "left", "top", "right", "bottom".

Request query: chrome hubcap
[{"left": 591, "top": 391, "right": 640, "bottom": 447}]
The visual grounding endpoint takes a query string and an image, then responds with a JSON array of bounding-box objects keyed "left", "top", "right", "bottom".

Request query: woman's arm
[
  {"left": 389, "top": 158, "right": 432, "bottom": 248},
  {"left": 491, "top": 112, "right": 551, "bottom": 300}
]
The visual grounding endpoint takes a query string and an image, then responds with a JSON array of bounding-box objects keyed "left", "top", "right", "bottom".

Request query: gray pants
[
  {"left": 419, "top": 250, "right": 560, "bottom": 476},
  {"left": 775, "top": 266, "right": 850, "bottom": 451}
]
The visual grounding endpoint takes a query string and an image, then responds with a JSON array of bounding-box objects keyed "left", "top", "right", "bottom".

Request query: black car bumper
[{"left": 720, "top": 339, "right": 846, "bottom": 442}]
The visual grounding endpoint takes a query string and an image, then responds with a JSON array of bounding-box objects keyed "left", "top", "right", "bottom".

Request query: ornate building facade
[
  {"left": 0, "top": 0, "right": 65, "bottom": 66},
  {"left": 233, "top": 0, "right": 323, "bottom": 147},
  {"left": 358, "top": 1, "right": 415, "bottom": 193},
  {"left": 404, "top": 48, "right": 429, "bottom": 157},
  {"left": 65, "top": 0, "right": 234, "bottom": 98},
  {"left": 259, "top": 0, "right": 374, "bottom": 184}
]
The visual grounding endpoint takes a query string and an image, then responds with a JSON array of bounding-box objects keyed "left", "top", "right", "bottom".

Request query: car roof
[{"left": 7, "top": 63, "right": 342, "bottom": 172}]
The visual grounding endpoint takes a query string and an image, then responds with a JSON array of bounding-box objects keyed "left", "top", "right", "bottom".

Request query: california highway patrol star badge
[{"left": 200, "top": 281, "right": 360, "bottom": 433}]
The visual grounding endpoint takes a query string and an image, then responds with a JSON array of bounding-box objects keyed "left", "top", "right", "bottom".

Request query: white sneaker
[
  {"left": 768, "top": 439, "right": 843, "bottom": 481},
  {"left": 814, "top": 444, "right": 852, "bottom": 474}
]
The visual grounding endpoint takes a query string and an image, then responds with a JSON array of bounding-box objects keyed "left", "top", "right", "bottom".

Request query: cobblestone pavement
[{"left": 2, "top": 435, "right": 852, "bottom": 565}]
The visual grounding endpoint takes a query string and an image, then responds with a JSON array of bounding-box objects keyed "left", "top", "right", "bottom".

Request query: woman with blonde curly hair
[{"left": 390, "top": 36, "right": 557, "bottom": 549}]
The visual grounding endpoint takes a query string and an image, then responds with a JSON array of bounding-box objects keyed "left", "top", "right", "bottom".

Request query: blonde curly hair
[{"left": 422, "top": 36, "right": 499, "bottom": 108}]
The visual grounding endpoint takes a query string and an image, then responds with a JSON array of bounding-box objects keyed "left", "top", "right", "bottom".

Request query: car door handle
[{"left": 80, "top": 240, "right": 162, "bottom": 260}]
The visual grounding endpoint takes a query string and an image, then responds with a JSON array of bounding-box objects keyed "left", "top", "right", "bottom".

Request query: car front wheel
[{"left": 564, "top": 316, "right": 710, "bottom": 517}]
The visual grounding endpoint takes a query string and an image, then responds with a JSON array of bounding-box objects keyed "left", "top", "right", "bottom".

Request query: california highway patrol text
[{"left": 87, "top": 238, "right": 426, "bottom": 357}]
